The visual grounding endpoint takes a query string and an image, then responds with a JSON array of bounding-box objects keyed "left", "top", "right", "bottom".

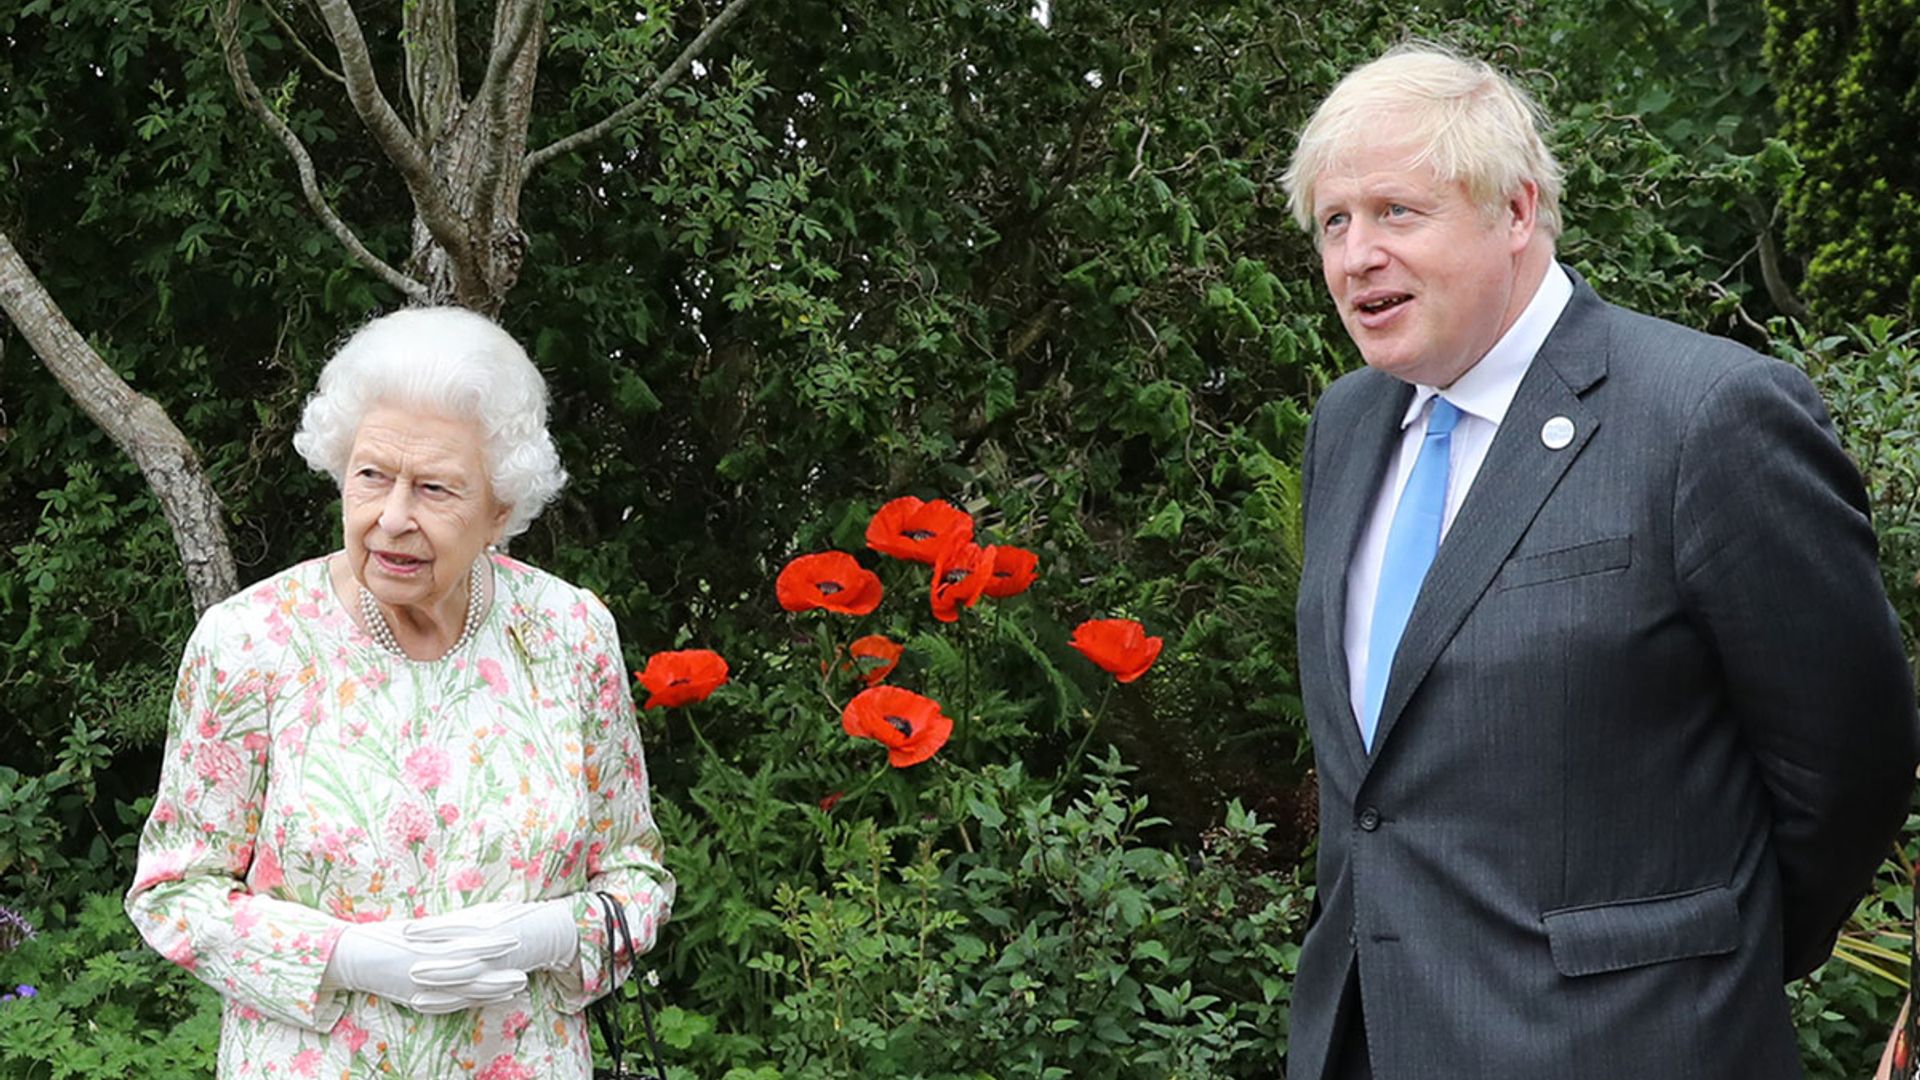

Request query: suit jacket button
[{"left": 1358, "top": 807, "right": 1381, "bottom": 831}]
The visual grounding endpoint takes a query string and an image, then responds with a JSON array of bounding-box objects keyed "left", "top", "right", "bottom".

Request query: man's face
[{"left": 1311, "top": 141, "right": 1536, "bottom": 387}]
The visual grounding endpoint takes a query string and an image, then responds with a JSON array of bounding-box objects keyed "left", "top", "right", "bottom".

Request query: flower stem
[
  {"left": 841, "top": 762, "right": 890, "bottom": 811},
  {"left": 962, "top": 615, "right": 977, "bottom": 754},
  {"left": 685, "top": 711, "right": 723, "bottom": 762},
  {"left": 1059, "top": 683, "right": 1116, "bottom": 786}
]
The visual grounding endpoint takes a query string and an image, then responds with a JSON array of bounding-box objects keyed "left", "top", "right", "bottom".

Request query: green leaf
[{"left": 1135, "top": 501, "right": 1184, "bottom": 541}]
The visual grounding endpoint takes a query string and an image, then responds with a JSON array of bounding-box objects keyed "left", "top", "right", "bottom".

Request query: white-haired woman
[{"left": 126, "top": 307, "right": 673, "bottom": 1079}]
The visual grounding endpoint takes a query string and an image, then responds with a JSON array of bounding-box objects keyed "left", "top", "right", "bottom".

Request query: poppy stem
[
  {"left": 815, "top": 622, "right": 841, "bottom": 692},
  {"left": 1060, "top": 683, "right": 1117, "bottom": 785},
  {"left": 841, "top": 762, "right": 890, "bottom": 811},
  {"left": 684, "top": 712, "right": 723, "bottom": 762},
  {"left": 934, "top": 760, "right": 977, "bottom": 853},
  {"left": 962, "top": 616, "right": 977, "bottom": 754}
]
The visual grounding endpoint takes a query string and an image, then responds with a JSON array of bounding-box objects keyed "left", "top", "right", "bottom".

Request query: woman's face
[{"left": 341, "top": 404, "right": 508, "bottom": 616}]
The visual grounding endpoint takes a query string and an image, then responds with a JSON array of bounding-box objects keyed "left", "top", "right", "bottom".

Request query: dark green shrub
[
  {"left": 0, "top": 893, "right": 220, "bottom": 1080},
  {"left": 1766, "top": 0, "right": 1920, "bottom": 323},
  {"left": 623, "top": 754, "right": 1304, "bottom": 1079}
]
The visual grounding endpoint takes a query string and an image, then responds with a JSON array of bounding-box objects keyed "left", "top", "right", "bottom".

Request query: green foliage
[
  {"left": 2, "top": 0, "right": 1917, "bottom": 1076},
  {"left": 0, "top": 719, "right": 141, "bottom": 904},
  {"left": 625, "top": 753, "right": 1304, "bottom": 1079},
  {"left": 0, "top": 0, "right": 1779, "bottom": 899},
  {"left": 0, "top": 893, "right": 220, "bottom": 1079},
  {"left": 1, "top": 0, "right": 355, "bottom": 915},
  {"left": 1766, "top": 0, "right": 1920, "bottom": 323},
  {"left": 1529, "top": 0, "right": 1788, "bottom": 326},
  {"left": 1777, "top": 316, "right": 1920, "bottom": 646},
  {"left": 1789, "top": 819, "right": 1916, "bottom": 1077}
]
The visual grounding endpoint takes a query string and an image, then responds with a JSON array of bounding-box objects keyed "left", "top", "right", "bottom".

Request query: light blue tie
[{"left": 1361, "top": 397, "right": 1462, "bottom": 749}]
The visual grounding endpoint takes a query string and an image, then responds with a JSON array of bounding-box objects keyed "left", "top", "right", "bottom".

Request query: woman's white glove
[
  {"left": 403, "top": 899, "right": 582, "bottom": 974},
  {"left": 322, "top": 921, "right": 527, "bottom": 1013}
]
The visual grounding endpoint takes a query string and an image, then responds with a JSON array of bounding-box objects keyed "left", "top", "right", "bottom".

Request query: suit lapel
[
  {"left": 1316, "top": 374, "right": 1412, "bottom": 771},
  {"left": 1367, "top": 277, "right": 1613, "bottom": 759}
]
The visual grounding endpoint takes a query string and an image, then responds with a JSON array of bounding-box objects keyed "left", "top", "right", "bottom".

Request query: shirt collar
[{"left": 1400, "top": 261, "right": 1574, "bottom": 430}]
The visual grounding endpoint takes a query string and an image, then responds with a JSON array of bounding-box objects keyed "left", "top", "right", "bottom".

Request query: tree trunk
[
  {"left": 409, "top": 31, "right": 542, "bottom": 314},
  {"left": 227, "top": 0, "right": 753, "bottom": 315},
  {"left": 401, "top": 0, "right": 544, "bottom": 313},
  {"left": 5, "top": 1, "right": 756, "bottom": 613},
  {"left": 0, "top": 230, "right": 240, "bottom": 613}
]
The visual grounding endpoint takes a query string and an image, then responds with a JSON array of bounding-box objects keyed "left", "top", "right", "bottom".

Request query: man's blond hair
[{"left": 1281, "top": 42, "right": 1564, "bottom": 239}]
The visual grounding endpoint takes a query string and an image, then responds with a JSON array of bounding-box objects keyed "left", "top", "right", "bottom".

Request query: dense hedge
[
  {"left": 1766, "top": 0, "right": 1920, "bottom": 322},
  {"left": 2, "top": 0, "right": 1916, "bottom": 1075}
]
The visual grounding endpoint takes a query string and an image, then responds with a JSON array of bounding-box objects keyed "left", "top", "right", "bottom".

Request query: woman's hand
[
  {"left": 403, "top": 899, "right": 581, "bottom": 973},
  {"left": 323, "top": 921, "right": 528, "bottom": 1013}
]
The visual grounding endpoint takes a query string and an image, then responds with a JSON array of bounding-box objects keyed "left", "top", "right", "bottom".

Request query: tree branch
[
  {"left": 477, "top": 0, "right": 544, "bottom": 119},
  {"left": 262, "top": 0, "right": 346, "bottom": 85},
  {"left": 216, "top": 0, "right": 430, "bottom": 302},
  {"left": 310, "top": 0, "right": 476, "bottom": 271},
  {"left": 1742, "top": 194, "right": 1811, "bottom": 322},
  {"left": 404, "top": 0, "right": 460, "bottom": 147},
  {"left": 524, "top": 0, "right": 757, "bottom": 174},
  {"left": 471, "top": 0, "right": 546, "bottom": 238},
  {"left": 0, "top": 230, "right": 240, "bottom": 613}
]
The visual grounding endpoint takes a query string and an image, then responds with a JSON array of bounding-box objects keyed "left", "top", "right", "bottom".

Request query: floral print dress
[{"left": 126, "top": 553, "right": 674, "bottom": 1079}]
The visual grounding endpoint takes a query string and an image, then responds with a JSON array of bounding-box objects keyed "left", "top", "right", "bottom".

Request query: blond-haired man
[{"left": 1283, "top": 43, "right": 1916, "bottom": 1079}]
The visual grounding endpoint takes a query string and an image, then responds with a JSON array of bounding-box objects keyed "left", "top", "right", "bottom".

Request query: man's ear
[{"left": 1505, "top": 179, "right": 1541, "bottom": 253}]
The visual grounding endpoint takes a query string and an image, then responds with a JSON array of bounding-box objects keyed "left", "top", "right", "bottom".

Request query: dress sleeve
[
  {"left": 553, "top": 591, "right": 676, "bottom": 1011},
  {"left": 124, "top": 602, "right": 351, "bottom": 1032}
]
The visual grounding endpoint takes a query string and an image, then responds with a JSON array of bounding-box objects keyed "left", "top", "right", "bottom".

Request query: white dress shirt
[{"left": 1343, "top": 262, "right": 1574, "bottom": 728}]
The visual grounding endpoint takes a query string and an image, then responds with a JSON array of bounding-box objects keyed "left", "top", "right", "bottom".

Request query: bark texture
[
  {"left": 0, "top": 231, "right": 240, "bottom": 613},
  {"left": 221, "top": 0, "right": 759, "bottom": 315},
  {"left": 0, "top": 1, "right": 764, "bottom": 610}
]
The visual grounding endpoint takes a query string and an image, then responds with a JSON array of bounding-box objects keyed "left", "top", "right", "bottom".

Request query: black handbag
[{"left": 590, "top": 891, "right": 670, "bottom": 1080}]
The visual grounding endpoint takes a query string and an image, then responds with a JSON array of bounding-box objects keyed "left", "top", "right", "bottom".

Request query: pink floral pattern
[
  {"left": 403, "top": 745, "right": 452, "bottom": 791},
  {"left": 126, "top": 554, "right": 674, "bottom": 1078}
]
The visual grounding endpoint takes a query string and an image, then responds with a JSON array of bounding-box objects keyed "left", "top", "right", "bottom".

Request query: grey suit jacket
[{"left": 1287, "top": 272, "right": 1918, "bottom": 1080}]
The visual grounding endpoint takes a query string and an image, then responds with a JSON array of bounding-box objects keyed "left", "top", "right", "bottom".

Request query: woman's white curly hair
[{"left": 293, "top": 307, "right": 568, "bottom": 539}]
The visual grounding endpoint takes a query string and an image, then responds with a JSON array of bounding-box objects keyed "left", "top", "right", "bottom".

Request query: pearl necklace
[{"left": 359, "top": 563, "right": 484, "bottom": 661}]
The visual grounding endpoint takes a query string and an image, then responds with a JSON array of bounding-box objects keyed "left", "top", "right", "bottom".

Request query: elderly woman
[{"left": 125, "top": 307, "right": 673, "bottom": 1078}]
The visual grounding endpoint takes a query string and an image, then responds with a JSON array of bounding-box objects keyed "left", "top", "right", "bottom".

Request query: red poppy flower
[
  {"left": 866, "top": 496, "right": 975, "bottom": 564},
  {"left": 840, "top": 686, "right": 953, "bottom": 768},
  {"left": 847, "top": 634, "right": 904, "bottom": 686},
  {"left": 930, "top": 540, "right": 998, "bottom": 622},
  {"left": 982, "top": 545, "right": 1039, "bottom": 599},
  {"left": 1069, "top": 618, "right": 1163, "bottom": 683},
  {"left": 818, "top": 791, "right": 845, "bottom": 812},
  {"left": 634, "top": 649, "right": 730, "bottom": 709},
  {"left": 777, "top": 552, "right": 884, "bottom": 615}
]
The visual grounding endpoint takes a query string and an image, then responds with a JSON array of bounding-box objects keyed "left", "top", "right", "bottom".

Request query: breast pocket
[{"left": 1495, "top": 536, "right": 1632, "bottom": 591}]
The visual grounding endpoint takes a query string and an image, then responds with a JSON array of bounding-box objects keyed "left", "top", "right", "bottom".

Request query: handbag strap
[
  {"left": 593, "top": 893, "right": 629, "bottom": 1077},
  {"left": 593, "top": 891, "right": 670, "bottom": 1080}
]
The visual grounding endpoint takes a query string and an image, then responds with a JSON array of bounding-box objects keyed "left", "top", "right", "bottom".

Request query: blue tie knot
[{"left": 1426, "top": 396, "right": 1463, "bottom": 436}]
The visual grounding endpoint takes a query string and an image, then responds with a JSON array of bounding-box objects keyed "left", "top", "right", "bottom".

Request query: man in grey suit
[{"left": 1281, "top": 44, "right": 1918, "bottom": 1080}]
